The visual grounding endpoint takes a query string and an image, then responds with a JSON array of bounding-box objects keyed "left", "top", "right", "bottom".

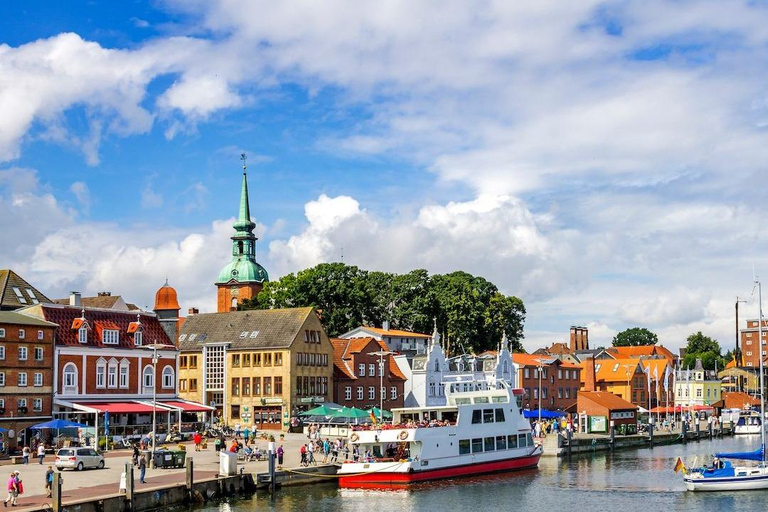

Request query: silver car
[{"left": 54, "top": 448, "right": 105, "bottom": 471}]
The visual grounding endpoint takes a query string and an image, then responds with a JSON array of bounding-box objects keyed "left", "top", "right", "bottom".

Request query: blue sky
[{"left": 2, "top": 1, "right": 768, "bottom": 352}]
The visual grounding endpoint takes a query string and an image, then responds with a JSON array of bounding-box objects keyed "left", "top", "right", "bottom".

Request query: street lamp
[
  {"left": 532, "top": 358, "right": 548, "bottom": 424},
  {"left": 142, "top": 342, "right": 174, "bottom": 469},
  {"left": 368, "top": 350, "right": 394, "bottom": 424}
]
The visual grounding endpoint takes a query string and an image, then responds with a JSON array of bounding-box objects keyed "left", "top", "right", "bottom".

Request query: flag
[
  {"left": 674, "top": 457, "right": 687, "bottom": 474},
  {"left": 644, "top": 364, "right": 651, "bottom": 393},
  {"left": 653, "top": 365, "right": 659, "bottom": 383},
  {"left": 663, "top": 365, "right": 671, "bottom": 393},
  {"left": 370, "top": 410, "right": 377, "bottom": 425}
]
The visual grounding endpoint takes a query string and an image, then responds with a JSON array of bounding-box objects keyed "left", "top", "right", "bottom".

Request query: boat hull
[
  {"left": 339, "top": 452, "right": 541, "bottom": 488},
  {"left": 684, "top": 473, "right": 768, "bottom": 492}
]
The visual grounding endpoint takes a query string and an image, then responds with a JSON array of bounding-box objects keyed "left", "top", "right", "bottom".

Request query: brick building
[
  {"left": 513, "top": 353, "right": 582, "bottom": 411},
  {"left": 0, "top": 311, "right": 57, "bottom": 449},
  {"left": 577, "top": 391, "right": 638, "bottom": 433},
  {"left": 740, "top": 318, "right": 768, "bottom": 369},
  {"left": 330, "top": 337, "right": 407, "bottom": 410}
]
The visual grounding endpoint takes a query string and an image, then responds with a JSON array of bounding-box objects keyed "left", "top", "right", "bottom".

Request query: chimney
[
  {"left": 382, "top": 320, "right": 390, "bottom": 331},
  {"left": 188, "top": 307, "right": 199, "bottom": 316},
  {"left": 569, "top": 326, "right": 577, "bottom": 352},
  {"left": 97, "top": 291, "right": 111, "bottom": 297},
  {"left": 583, "top": 355, "right": 597, "bottom": 392},
  {"left": 69, "top": 292, "right": 82, "bottom": 307}
]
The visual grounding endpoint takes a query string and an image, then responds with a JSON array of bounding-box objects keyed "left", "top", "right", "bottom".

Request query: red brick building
[
  {"left": 0, "top": 311, "right": 57, "bottom": 450},
  {"left": 513, "top": 353, "right": 582, "bottom": 411},
  {"left": 740, "top": 319, "right": 768, "bottom": 369},
  {"left": 331, "top": 337, "right": 407, "bottom": 411}
]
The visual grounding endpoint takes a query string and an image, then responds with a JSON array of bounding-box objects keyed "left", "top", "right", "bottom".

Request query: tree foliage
[
  {"left": 612, "top": 327, "right": 659, "bottom": 347},
  {"left": 239, "top": 263, "right": 526, "bottom": 354},
  {"left": 682, "top": 331, "right": 726, "bottom": 370}
]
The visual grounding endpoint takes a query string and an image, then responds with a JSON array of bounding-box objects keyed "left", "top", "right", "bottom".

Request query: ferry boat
[{"left": 337, "top": 378, "right": 542, "bottom": 487}]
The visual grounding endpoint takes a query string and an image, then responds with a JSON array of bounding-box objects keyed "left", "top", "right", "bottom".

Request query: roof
[
  {"left": 606, "top": 345, "right": 676, "bottom": 361},
  {"left": 18, "top": 303, "right": 172, "bottom": 348},
  {"left": 358, "top": 326, "right": 431, "bottom": 339},
  {"left": 546, "top": 342, "right": 571, "bottom": 355},
  {"left": 512, "top": 353, "right": 556, "bottom": 366},
  {"left": 0, "top": 270, "right": 52, "bottom": 310},
  {"left": 639, "top": 358, "right": 669, "bottom": 378},
  {"left": 53, "top": 295, "right": 132, "bottom": 311},
  {"left": 154, "top": 282, "right": 180, "bottom": 311},
  {"left": 722, "top": 392, "right": 760, "bottom": 409},
  {"left": 330, "top": 337, "right": 407, "bottom": 381},
  {"left": 179, "top": 307, "right": 316, "bottom": 350},
  {"left": 585, "top": 358, "right": 643, "bottom": 383},
  {"left": 0, "top": 311, "right": 58, "bottom": 328},
  {"left": 579, "top": 391, "right": 638, "bottom": 411}
]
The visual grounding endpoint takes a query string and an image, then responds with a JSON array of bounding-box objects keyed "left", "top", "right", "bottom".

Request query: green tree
[
  {"left": 612, "top": 327, "right": 659, "bottom": 347},
  {"left": 681, "top": 331, "right": 726, "bottom": 370}
]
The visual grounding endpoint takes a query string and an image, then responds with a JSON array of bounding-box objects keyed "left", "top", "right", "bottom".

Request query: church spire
[{"left": 234, "top": 153, "right": 256, "bottom": 234}]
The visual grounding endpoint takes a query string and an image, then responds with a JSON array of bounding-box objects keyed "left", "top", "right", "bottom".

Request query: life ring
[
  {"left": 398, "top": 430, "right": 409, "bottom": 441},
  {"left": 350, "top": 433, "right": 359, "bottom": 442}
]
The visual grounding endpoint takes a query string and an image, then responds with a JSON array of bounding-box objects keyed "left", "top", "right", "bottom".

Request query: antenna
[{"left": 241, "top": 153, "right": 247, "bottom": 174}]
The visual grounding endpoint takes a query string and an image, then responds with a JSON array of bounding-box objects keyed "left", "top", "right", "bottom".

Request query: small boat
[
  {"left": 679, "top": 278, "right": 768, "bottom": 491},
  {"left": 734, "top": 410, "right": 763, "bottom": 435},
  {"left": 337, "top": 378, "right": 541, "bottom": 487}
]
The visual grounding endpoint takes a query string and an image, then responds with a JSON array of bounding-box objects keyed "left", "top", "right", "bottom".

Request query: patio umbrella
[
  {"left": 366, "top": 407, "right": 393, "bottom": 419},
  {"left": 30, "top": 419, "right": 87, "bottom": 430},
  {"left": 522, "top": 409, "right": 565, "bottom": 419},
  {"left": 299, "top": 405, "right": 338, "bottom": 417},
  {"left": 334, "top": 406, "right": 371, "bottom": 420}
]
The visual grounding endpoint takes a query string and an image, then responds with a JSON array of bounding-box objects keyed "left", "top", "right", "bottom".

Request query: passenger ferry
[{"left": 337, "top": 378, "right": 542, "bottom": 487}]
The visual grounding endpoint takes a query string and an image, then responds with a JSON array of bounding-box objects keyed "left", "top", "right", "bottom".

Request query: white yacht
[
  {"left": 338, "top": 378, "right": 542, "bottom": 487},
  {"left": 734, "top": 410, "right": 763, "bottom": 435}
]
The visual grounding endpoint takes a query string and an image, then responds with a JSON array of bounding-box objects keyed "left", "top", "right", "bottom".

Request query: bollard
[
  {"left": 268, "top": 441, "right": 276, "bottom": 494},
  {"left": 567, "top": 428, "right": 572, "bottom": 458},
  {"left": 696, "top": 420, "right": 701, "bottom": 441},
  {"left": 610, "top": 425, "right": 615, "bottom": 451},
  {"left": 124, "top": 462, "right": 135, "bottom": 511},
  {"left": 186, "top": 457, "right": 194, "bottom": 491},
  {"left": 52, "top": 472, "right": 63, "bottom": 512},
  {"left": 708, "top": 422, "right": 713, "bottom": 439}
]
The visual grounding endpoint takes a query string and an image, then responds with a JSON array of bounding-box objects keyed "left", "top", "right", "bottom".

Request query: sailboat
[{"left": 680, "top": 279, "right": 768, "bottom": 491}]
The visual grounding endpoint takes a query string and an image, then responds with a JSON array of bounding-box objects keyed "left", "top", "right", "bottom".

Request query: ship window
[
  {"left": 495, "top": 409, "right": 505, "bottom": 422},
  {"left": 483, "top": 409, "right": 494, "bottom": 423},
  {"left": 471, "top": 438, "right": 483, "bottom": 453},
  {"left": 472, "top": 410, "right": 482, "bottom": 424},
  {"left": 526, "top": 433, "right": 533, "bottom": 446},
  {"left": 508, "top": 435, "right": 518, "bottom": 449},
  {"left": 459, "top": 440, "right": 471, "bottom": 455},
  {"left": 496, "top": 436, "right": 507, "bottom": 450},
  {"left": 484, "top": 437, "right": 495, "bottom": 451},
  {"left": 474, "top": 396, "right": 489, "bottom": 404},
  {"left": 519, "top": 434, "right": 528, "bottom": 447}
]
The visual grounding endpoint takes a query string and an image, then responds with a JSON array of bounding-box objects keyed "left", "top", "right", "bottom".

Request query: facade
[
  {"left": 178, "top": 307, "right": 334, "bottom": 430},
  {"left": 330, "top": 337, "right": 407, "bottom": 410},
  {"left": 674, "top": 359, "right": 722, "bottom": 407},
  {"left": 215, "top": 163, "right": 268, "bottom": 313},
  {"left": 513, "top": 354, "right": 581, "bottom": 411},
  {"left": 0, "top": 311, "right": 57, "bottom": 449},
  {"left": 0, "top": 270, "right": 52, "bottom": 311},
  {"left": 577, "top": 391, "right": 638, "bottom": 433},
  {"left": 339, "top": 322, "right": 431, "bottom": 357},
  {"left": 740, "top": 318, "right": 768, "bottom": 368}
]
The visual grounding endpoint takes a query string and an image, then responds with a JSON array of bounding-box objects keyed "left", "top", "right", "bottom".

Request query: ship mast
[{"left": 758, "top": 278, "right": 766, "bottom": 463}]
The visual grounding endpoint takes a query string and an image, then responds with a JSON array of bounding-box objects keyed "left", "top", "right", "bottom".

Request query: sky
[{"left": 2, "top": 1, "right": 768, "bottom": 353}]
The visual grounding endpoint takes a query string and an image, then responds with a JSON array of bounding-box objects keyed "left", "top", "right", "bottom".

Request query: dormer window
[
  {"left": 103, "top": 330, "right": 119, "bottom": 344},
  {"left": 134, "top": 331, "right": 143, "bottom": 346},
  {"left": 78, "top": 327, "right": 88, "bottom": 343}
]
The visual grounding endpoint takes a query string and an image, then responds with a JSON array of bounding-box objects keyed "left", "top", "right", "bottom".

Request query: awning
[
  {"left": 159, "top": 401, "right": 215, "bottom": 413},
  {"left": 75, "top": 402, "right": 173, "bottom": 414}
]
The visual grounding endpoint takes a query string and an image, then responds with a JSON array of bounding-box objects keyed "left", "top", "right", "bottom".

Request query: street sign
[{"left": 300, "top": 396, "right": 325, "bottom": 403}]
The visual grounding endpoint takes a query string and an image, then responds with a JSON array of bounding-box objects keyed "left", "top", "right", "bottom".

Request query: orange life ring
[
  {"left": 398, "top": 430, "right": 408, "bottom": 441},
  {"left": 350, "top": 433, "right": 359, "bottom": 443}
]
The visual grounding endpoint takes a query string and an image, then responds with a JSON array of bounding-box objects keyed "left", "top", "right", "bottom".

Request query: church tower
[{"left": 215, "top": 155, "right": 269, "bottom": 312}]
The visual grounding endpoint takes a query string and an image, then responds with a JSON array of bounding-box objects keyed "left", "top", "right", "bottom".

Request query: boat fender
[
  {"left": 398, "top": 430, "right": 409, "bottom": 441},
  {"left": 350, "top": 433, "right": 359, "bottom": 442}
]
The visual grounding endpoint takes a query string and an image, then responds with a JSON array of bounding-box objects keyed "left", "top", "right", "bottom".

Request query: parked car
[{"left": 54, "top": 448, "right": 105, "bottom": 471}]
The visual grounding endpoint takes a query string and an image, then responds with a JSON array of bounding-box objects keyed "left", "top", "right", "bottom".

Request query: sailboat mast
[{"left": 759, "top": 279, "right": 765, "bottom": 460}]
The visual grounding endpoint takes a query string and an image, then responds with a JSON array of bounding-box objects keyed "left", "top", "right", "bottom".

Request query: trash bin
[
  {"left": 172, "top": 450, "right": 187, "bottom": 468},
  {"left": 219, "top": 451, "right": 237, "bottom": 476},
  {"left": 153, "top": 450, "right": 175, "bottom": 468}
]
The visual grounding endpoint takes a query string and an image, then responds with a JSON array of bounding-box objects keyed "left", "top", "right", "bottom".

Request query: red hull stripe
[{"left": 339, "top": 454, "right": 541, "bottom": 487}]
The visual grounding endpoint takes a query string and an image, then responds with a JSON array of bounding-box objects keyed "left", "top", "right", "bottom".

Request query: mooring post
[
  {"left": 649, "top": 419, "right": 654, "bottom": 448},
  {"left": 567, "top": 428, "right": 572, "bottom": 458},
  {"left": 125, "top": 462, "right": 135, "bottom": 511},
  {"left": 696, "top": 420, "right": 701, "bottom": 441},
  {"left": 609, "top": 421, "right": 615, "bottom": 451},
  {"left": 268, "top": 441, "right": 276, "bottom": 494},
  {"left": 186, "top": 457, "right": 194, "bottom": 494},
  {"left": 730, "top": 419, "right": 735, "bottom": 437},
  {"left": 52, "top": 472, "right": 63, "bottom": 512},
  {"left": 682, "top": 420, "right": 688, "bottom": 444}
]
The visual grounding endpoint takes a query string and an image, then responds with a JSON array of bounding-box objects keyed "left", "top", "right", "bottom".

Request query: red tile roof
[
  {"left": 361, "top": 326, "right": 431, "bottom": 339},
  {"left": 23, "top": 304, "right": 172, "bottom": 349},
  {"left": 722, "top": 392, "right": 760, "bottom": 409},
  {"left": 330, "top": 337, "right": 406, "bottom": 381},
  {"left": 512, "top": 353, "right": 556, "bottom": 366},
  {"left": 579, "top": 391, "right": 637, "bottom": 411}
]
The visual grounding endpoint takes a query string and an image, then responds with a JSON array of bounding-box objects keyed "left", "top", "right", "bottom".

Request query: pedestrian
[
  {"left": 277, "top": 444, "right": 284, "bottom": 468},
  {"left": 21, "top": 447, "right": 29, "bottom": 465},
  {"left": 45, "top": 467, "right": 53, "bottom": 498},
  {"left": 138, "top": 453, "right": 147, "bottom": 484},
  {"left": 37, "top": 444, "right": 45, "bottom": 465},
  {"left": 300, "top": 444, "right": 307, "bottom": 467},
  {"left": 132, "top": 444, "right": 140, "bottom": 466},
  {"left": 193, "top": 432, "right": 202, "bottom": 452},
  {"left": 214, "top": 437, "right": 221, "bottom": 453},
  {"left": 4, "top": 471, "right": 17, "bottom": 507},
  {"left": 243, "top": 427, "right": 250, "bottom": 445},
  {"left": 235, "top": 422, "right": 241, "bottom": 438}
]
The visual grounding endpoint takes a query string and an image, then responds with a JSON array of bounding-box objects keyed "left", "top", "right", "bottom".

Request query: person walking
[
  {"left": 138, "top": 454, "right": 147, "bottom": 484},
  {"left": 193, "top": 432, "right": 202, "bottom": 452},
  {"left": 300, "top": 444, "right": 307, "bottom": 467},
  {"left": 132, "top": 444, "right": 140, "bottom": 466},
  {"left": 277, "top": 444, "right": 284, "bottom": 468},
  {"left": 4, "top": 471, "right": 17, "bottom": 507},
  {"left": 243, "top": 427, "right": 250, "bottom": 445},
  {"left": 44, "top": 467, "right": 53, "bottom": 498},
  {"left": 37, "top": 445, "right": 45, "bottom": 465},
  {"left": 214, "top": 436, "right": 221, "bottom": 454},
  {"left": 21, "top": 447, "right": 29, "bottom": 465}
]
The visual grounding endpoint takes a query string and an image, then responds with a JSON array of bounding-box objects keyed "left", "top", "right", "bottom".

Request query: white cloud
[
  {"left": 69, "top": 181, "right": 91, "bottom": 213},
  {"left": 141, "top": 181, "right": 163, "bottom": 209}
]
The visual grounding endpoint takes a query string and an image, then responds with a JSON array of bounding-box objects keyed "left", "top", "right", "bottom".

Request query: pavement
[{"left": 2, "top": 431, "right": 341, "bottom": 511}]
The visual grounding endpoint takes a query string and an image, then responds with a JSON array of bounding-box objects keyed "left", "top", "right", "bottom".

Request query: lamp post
[
  {"left": 368, "top": 350, "right": 394, "bottom": 424},
  {"left": 532, "top": 358, "right": 548, "bottom": 424},
  {"left": 143, "top": 343, "right": 173, "bottom": 469}
]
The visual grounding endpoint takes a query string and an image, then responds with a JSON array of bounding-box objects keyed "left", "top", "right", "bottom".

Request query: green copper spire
[{"left": 216, "top": 154, "right": 269, "bottom": 284}]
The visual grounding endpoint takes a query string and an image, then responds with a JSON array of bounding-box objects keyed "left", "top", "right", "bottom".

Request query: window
[
  {"left": 533, "top": 388, "right": 539, "bottom": 399},
  {"left": 484, "top": 437, "right": 495, "bottom": 452},
  {"left": 232, "top": 378, "right": 240, "bottom": 396},
  {"left": 179, "top": 379, "right": 187, "bottom": 391},
  {"left": 249, "top": 331, "right": 259, "bottom": 338},
  {"left": 17, "top": 398, "right": 27, "bottom": 411},
  {"left": 253, "top": 377, "right": 261, "bottom": 395},
  {"left": 240, "top": 331, "right": 248, "bottom": 338},
  {"left": 34, "top": 347, "right": 43, "bottom": 361},
  {"left": 472, "top": 410, "right": 482, "bottom": 424},
  {"left": 0, "top": 346, "right": 4, "bottom": 360},
  {"left": 483, "top": 409, "right": 494, "bottom": 423},
  {"left": 275, "top": 353, "right": 283, "bottom": 366},
  {"left": 189, "top": 379, "right": 198, "bottom": 391},
  {"left": 63, "top": 364, "right": 77, "bottom": 392},
  {"left": 78, "top": 327, "right": 88, "bottom": 343},
  {"left": 264, "top": 353, "right": 272, "bottom": 366},
  {"left": 381, "top": 386, "right": 386, "bottom": 401},
  {"left": 345, "top": 386, "right": 352, "bottom": 401},
  {"left": 495, "top": 408, "right": 505, "bottom": 422},
  {"left": 119, "top": 360, "right": 129, "bottom": 388},
  {"left": 108, "top": 363, "right": 117, "bottom": 388},
  {"left": 102, "top": 330, "right": 119, "bottom": 344},
  {"left": 232, "top": 354, "right": 241, "bottom": 367},
  {"left": 297, "top": 353, "right": 303, "bottom": 366},
  {"left": 134, "top": 331, "right": 143, "bottom": 346},
  {"left": 296, "top": 376, "right": 303, "bottom": 395},
  {"left": 242, "top": 354, "right": 251, "bottom": 367},
  {"left": 162, "top": 366, "right": 175, "bottom": 389},
  {"left": 558, "top": 388, "right": 563, "bottom": 399},
  {"left": 253, "top": 353, "right": 260, "bottom": 366},
  {"left": 37, "top": 330, "right": 44, "bottom": 340},
  {"left": 459, "top": 439, "right": 471, "bottom": 455},
  {"left": 19, "top": 329, "right": 25, "bottom": 339},
  {"left": 357, "top": 386, "right": 364, "bottom": 400},
  {"left": 180, "top": 356, "right": 187, "bottom": 368},
  {"left": 18, "top": 372, "right": 27, "bottom": 387},
  {"left": 242, "top": 378, "right": 251, "bottom": 396},
  {"left": 18, "top": 347, "right": 27, "bottom": 361},
  {"left": 391, "top": 386, "right": 397, "bottom": 400},
  {"left": 274, "top": 377, "right": 283, "bottom": 396},
  {"left": 0, "top": 373, "right": 4, "bottom": 386},
  {"left": 96, "top": 362, "right": 106, "bottom": 388},
  {"left": 359, "top": 364, "right": 365, "bottom": 377},
  {"left": 34, "top": 373, "right": 43, "bottom": 387},
  {"left": 33, "top": 398, "right": 42, "bottom": 412},
  {"left": 542, "top": 388, "right": 548, "bottom": 399},
  {"left": 369, "top": 364, "right": 376, "bottom": 377},
  {"left": 471, "top": 438, "right": 483, "bottom": 453},
  {"left": 189, "top": 355, "right": 198, "bottom": 368},
  {"left": 0, "top": 329, "right": 4, "bottom": 338},
  {"left": 142, "top": 366, "right": 154, "bottom": 392},
  {"left": 558, "top": 369, "right": 563, "bottom": 379},
  {"left": 264, "top": 377, "right": 272, "bottom": 395},
  {"left": 12, "top": 287, "right": 26, "bottom": 304},
  {"left": 565, "top": 388, "right": 570, "bottom": 399}
]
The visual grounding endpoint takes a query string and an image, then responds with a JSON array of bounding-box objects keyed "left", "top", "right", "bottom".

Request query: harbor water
[{"left": 194, "top": 435, "right": 767, "bottom": 512}]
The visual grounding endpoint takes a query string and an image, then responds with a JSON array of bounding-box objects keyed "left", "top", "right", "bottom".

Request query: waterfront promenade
[{"left": 3, "top": 432, "right": 329, "bottom": 511}]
